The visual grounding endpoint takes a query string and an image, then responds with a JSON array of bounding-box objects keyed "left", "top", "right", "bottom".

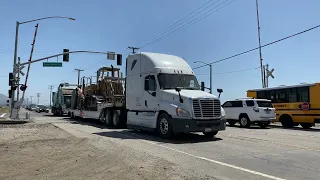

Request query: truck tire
[
  {"left": 113, "top": 110, "right": 121, "bottom": 128},
  {"left": 119, "top": 110, "right": 127, "bottom": 128},
  {"left": 104, "top": 109, "right": 113, "bottom": 127},
  {"left": 157, "top": 113, "right": 173, "bottom": 138}
]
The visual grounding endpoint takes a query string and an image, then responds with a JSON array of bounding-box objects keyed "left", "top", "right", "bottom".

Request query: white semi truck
[{"left": 68, "top": 52, "right": 226, "bottom": 138}]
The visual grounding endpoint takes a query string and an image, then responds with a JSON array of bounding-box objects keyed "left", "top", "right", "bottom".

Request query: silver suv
[{"left": 222, "top": 98, "right": 276, "bottom": 128}]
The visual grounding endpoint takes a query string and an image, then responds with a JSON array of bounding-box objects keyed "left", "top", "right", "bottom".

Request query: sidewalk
[{"left": 0, "top": 108, "right": 31, "bottom": 124}]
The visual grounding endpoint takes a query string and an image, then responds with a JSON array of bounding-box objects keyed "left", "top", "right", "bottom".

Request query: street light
[
  {"left": 10, "top": 16, "right": 75, "bottom": 118},
  {"left": 194, "top": 61, "right": 212, "bottom": 94}
]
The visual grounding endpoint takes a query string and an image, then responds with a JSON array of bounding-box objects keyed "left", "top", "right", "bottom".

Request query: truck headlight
[
  {"left": 221, "top": 107, "right": 226, "bottom": 119},
  {"left": 176, "top": 107, "right": 191, "bottom": 117}
]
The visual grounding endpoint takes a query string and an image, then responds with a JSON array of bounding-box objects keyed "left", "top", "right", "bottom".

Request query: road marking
[
  {"left": 52, "top": 123, "right": 285, "bottom": 180},
  {"left": 0, "top": 113, "right": 6, "bottom": 118},
  {"left": 141, "top": 139, "right": 286, "bottom": 180},
  {"left": 226, "top": 135, "right": 320, "bottom": 152}
]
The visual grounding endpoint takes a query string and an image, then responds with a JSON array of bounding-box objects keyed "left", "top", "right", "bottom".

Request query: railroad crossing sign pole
[{"left": 265, "top": 64, "right": 275, "bottom": 88}]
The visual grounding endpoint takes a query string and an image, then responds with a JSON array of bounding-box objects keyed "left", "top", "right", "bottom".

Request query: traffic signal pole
[
  {"left": 10, "top": 21, "right": 20, "bottom": 118},
  {"left": 20, "top": 50, "right": 122, "bottom": 66}
]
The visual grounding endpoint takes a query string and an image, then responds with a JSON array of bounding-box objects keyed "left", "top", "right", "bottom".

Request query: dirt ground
[
  {"left": 0, "top": 123, "right": 200, "bottom": 180},
  {"left": 0, "top": 107, "right": 9, "bottom": 114}
]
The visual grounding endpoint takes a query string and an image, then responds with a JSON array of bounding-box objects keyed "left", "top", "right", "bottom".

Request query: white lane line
[
  {"left": 0, "top": 113, "right": 6, "bottom": 118},
  {"left": 141, "top": 139, "right": 286, "bottom": 180}
]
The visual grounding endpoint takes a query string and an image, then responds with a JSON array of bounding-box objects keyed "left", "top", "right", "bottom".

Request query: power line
[
  {"left": 81, "top": 1, "right": 234, "bottom": 71},
  {"left": 139, "top": 0, "right": 236, "bottom": 49},
  {"left": 193, "top": 24, "right": 320, "bottom": 70},
  {"left": 136, "top": 0, "right": 221, "bottom": 46},
  {"left": 196, "top": 66, "right": 260, "bottom": 75}
]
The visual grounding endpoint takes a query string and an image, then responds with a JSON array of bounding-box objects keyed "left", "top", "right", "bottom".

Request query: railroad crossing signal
[
  {"left": 266, "top": 68, "right": 274, "bottom": 79},
  {"left": 14, "top": 63, "right": 25, "bottom": 76}
]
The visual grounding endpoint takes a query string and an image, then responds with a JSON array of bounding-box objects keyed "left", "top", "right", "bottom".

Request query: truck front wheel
[{"left": 157, "top": 113, "right": 173, "bottom": 138}]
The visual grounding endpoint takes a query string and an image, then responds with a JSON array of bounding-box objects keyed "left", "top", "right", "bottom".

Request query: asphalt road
[{"left": 29, "top": 110, "right": 320, "bottom": 180}]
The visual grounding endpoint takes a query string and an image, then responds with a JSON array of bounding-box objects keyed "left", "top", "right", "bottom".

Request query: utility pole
[
  {"left": 36, "top": 93, "right": 40, "bottom": 104},
  {"left": 17, "top": 57, "right": 21, "bottom": 102},
  {"left": 30, "top": 96, "right": 33, "bottom": 105},
  {"left": 74, "top": 69, "right": 84, "bottom": 85},
  {"left": 48, "top": 85, "right": 54, "bottom": 107},
  {"left": 128, "top": 46, "right": 140, "bottom": 54},
  {"left": 255, "top": 0, "right": 265, "bottom": 88}
]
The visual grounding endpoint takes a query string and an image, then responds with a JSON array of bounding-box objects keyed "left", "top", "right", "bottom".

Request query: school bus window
[
  {"left": 275, "top": 89, "right": 288, "bottom": 103},
  {"left": 288, "top": 88, "right": 297, "bottom": 102},
  {"left": 297, "top": 87, "right": 309, "bottom": 102},
  {"left": 257, "top": 91, "right": 266, "bottom": 99}
]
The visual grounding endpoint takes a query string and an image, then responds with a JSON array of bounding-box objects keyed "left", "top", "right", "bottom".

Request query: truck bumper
[
  {"left": 252, "top": 117, "right": 276, "bottom": 124},
  {"left": 171, "top": 118, "right": 226, "bottom": 133}
]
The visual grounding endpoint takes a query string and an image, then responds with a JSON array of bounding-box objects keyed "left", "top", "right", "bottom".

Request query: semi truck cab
[{"left": 126, "top": 52, "right": 226, "bottom": 137}]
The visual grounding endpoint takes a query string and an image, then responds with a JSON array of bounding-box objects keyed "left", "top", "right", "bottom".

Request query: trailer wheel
[
  {"left": 104, "top": 109, "right": 113, "bottom": 127},
  {"left": 113, "top": 110, "right": 121, "bottom": 128}
]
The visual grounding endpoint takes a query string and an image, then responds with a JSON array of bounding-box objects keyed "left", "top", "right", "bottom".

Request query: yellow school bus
[{"left": 247, "top": 83, "right": 320, "bottom": 128}]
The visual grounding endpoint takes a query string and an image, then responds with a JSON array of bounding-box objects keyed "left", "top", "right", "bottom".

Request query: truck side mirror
[
  {"left": 217, "top": 88, "right": 223, "bottom": 98},
  {"left": 201, "top": 82, "right": 205, "bottom": 91}
]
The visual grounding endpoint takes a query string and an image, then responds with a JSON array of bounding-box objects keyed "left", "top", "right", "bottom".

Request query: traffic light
[
  {"left": 8, "top": 90, "right": 12, "bottom": 98},
  {"left": 201, "top": 82, "right": 205, "bottom": 91},
  {"left": 117, "top": 54, "right": 122, "bottom": 65},
  {"left": 63, "top": 49, "right": 69, "bottom": 62},
  {"left": 20, "top": 85, "right": 27, "bottom": 91},
  {"left": 9, "top": 72, "right": 14, "bottom": 86}
]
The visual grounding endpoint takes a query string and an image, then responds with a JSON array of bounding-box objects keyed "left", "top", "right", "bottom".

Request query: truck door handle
[{"left": 145, "top": 100, "right": 148, "bottom": 107}]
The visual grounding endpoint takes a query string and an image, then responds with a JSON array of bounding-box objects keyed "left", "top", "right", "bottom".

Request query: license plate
[
  {"left": 266, "top": 111, "right": 270, "bottom": 114},
  {"left": 204, "top": 128, "right": 211, "bottom": 132}
]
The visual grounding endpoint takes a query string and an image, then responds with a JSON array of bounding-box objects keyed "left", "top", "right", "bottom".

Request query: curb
[{"left": 0, "top": 120, "right": 29, "bottom": 124}]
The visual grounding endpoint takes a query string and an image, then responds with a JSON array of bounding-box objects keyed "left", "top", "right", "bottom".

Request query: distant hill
[{"left": 0, "top": 93, "right": 9, "bottom": 106}]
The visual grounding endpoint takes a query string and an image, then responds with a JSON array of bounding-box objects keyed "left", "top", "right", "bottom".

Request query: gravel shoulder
[{"left": 0, "top": 123, "right": 199, "bottom": 180}]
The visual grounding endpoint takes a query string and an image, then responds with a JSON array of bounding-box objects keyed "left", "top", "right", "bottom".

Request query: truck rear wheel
[
  {"left": 113, "top": 110, "right": 121, "bottom": 128},
  {"left": 104, "top": 109, "right": 113, "bottom": 127}
]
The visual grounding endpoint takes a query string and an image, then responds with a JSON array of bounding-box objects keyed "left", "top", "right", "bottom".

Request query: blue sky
[{"left": 0, "top": 0, "right": 319, "bottom": 105}]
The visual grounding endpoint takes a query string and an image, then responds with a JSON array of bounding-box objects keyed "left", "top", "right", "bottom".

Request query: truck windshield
[{"left": 158, "top": 73, "right": 200, "bottom": 90}]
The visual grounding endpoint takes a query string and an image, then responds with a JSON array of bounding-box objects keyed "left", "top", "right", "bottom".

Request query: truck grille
[{"left": 192, "top": 99, "right": 221, "bottom": 118}]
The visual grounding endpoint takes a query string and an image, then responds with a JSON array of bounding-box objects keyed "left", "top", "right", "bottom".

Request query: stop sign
[{"left": 301, "top": 102, "right": 310, "bottom": 111}]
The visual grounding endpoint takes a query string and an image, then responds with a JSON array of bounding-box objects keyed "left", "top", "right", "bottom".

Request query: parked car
[
  {"left": 36, "top": 105, "right": 49, "bottom": 113},
  {"left": 30, "top": 105, "right": 38, "bottom": 111},
  {"left": 222, "top": 98, "right": 276, "bottom": 128}
]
